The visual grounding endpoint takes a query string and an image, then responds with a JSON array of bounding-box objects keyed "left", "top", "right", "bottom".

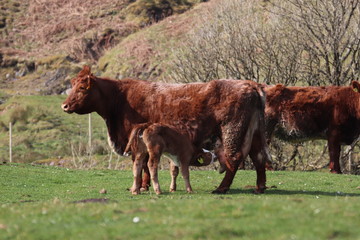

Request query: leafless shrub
[
  {"left": 9, "top": 106, "right": 33, "bottom": 125},
  {"left": 171, "top": 0, "right": 360, "bottom": 86},
  {"left": 270, "top": 0, "right": 360, "bottom": 86}
]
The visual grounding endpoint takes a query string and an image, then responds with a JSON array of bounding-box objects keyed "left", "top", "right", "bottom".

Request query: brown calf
[{"left": 124, "top": 123, "right": 216, "bottom": 194}]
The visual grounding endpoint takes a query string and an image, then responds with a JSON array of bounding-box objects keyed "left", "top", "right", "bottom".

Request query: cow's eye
[{"left": 79, "top": 86, "right": 86, "bottom": 90}]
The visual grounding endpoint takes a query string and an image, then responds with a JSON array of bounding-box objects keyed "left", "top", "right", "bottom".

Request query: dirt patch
[{"left": 71, "top": 198, "right": 115, "bottom": 204}]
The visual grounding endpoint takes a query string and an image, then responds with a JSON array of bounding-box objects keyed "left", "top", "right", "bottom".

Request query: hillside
[{"left": 0, "top": 0, "right": 209, "bottom": 95}]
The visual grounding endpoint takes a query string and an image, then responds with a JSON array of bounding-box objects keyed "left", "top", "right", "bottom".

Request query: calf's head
[{"left": 62, "top": 65, "right": 98, "bottom": 114}]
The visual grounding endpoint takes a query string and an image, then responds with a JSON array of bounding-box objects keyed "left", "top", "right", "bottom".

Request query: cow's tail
[
  {"left": 255, "top": 83, "right": 273, "bottom": 168},
  {"left": 256, "top": 84, "right": 267, "bottom": 112},
  {"left": 124, "top": 123, "right": 150, "bottom": 156}
]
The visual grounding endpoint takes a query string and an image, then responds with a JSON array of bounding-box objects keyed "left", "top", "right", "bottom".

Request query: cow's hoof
[
  {"left": 169, "top": 188, "right": 176, "bottom": 192},
  {"left": 253, "top": 188, "right": 265, "bottom": 194},
  {"left": 212, "top": 188, "right": 229, "bottom": 194},
  {"left": 330, "top": 170, "right": 342, "bottom": 174}
]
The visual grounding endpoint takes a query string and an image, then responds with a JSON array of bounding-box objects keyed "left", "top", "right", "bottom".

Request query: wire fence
[{"left": 3, "top": 114, "right": 360, "bottom": 174}]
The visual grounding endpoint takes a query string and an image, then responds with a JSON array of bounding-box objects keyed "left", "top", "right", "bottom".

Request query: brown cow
[
  {"left": 62, "top": 65, "right": 270, "bottom": 194},
  {"left": 265, "top": 82, "right": 360, "bottom": 173},
  {"left": 124, "top": 123, "right": 216, "bottom": 195}
]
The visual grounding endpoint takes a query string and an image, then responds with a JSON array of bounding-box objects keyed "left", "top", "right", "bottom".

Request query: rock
[{"left": 40, "top": 67, "right": 72, "bottom": 95}]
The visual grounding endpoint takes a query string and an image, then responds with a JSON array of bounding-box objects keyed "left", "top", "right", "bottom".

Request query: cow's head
[{"left": 62, "top": 65, "right": 98, "bottom": 114}]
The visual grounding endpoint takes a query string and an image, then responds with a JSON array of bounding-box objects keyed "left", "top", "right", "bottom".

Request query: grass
[{"left": 1, "top": 163, "right": 360, "bottom": 240}]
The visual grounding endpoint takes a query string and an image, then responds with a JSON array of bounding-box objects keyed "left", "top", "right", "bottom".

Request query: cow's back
[{"left": 125, "top": 79, "right": 265, "bottom": 145}]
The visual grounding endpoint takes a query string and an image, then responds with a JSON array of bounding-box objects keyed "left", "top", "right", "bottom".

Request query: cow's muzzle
[{"left": 61, "top": 103, "right": 72, "bottom": 113}]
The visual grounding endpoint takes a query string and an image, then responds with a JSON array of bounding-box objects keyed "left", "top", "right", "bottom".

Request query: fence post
[
  {"left": 9, "top": 122, "right": 12, "bottom": 163},
  {"left": 88, "top": 113, "right": 92, "bottom": 152},
  {"left": 88, "top": 113, "right": 93, "bottom": 167}
]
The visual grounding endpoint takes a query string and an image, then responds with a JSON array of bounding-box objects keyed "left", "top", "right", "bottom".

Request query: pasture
[{"left": 1, "top": 163, "right": 360, "bottom": 240}]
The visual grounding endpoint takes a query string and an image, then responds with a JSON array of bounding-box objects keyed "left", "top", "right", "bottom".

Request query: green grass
[{"left": 1, "top": 164, "right": 360, "bottom": 240}]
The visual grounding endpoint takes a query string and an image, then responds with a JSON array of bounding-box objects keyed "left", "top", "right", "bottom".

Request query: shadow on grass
[{"left": 225, "top": 188, "right": 360, "bottom": 197}]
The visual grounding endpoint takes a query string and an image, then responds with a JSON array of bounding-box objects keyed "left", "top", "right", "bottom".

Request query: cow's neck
[{"left": 92, "top": 77, "right": 129, "bottom": 154}]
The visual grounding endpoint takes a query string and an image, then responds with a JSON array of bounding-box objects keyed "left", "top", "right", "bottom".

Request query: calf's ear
[{"left": 351, "top": 81, "right": 360, "bottom": 93}]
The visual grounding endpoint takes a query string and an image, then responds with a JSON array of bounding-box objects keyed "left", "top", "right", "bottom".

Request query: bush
[
  {"left": 9, "top": 106, "right": 33, "bottom": 124},
  {"left": 125, "top": 0, "right": 197, "bottom": 26}
]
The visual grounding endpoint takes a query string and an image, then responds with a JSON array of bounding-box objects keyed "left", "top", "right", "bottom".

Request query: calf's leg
[
  {"left": 141, "top": 158, "right": 151, "bottom": 191},
  {"left": 180, "top": 161, "right": 193, "bottom": 193},
  {"left": 148, "top": 154, "right": 162, "bottom": 195},
  {"left": 130, "top": 153, "right": 146, "bottom": 195},
  {"left": 169, "top": 162, "right": 179, "bottom": 192}
]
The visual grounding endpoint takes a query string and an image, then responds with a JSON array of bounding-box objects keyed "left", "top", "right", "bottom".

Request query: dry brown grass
[{"left": 9, "top": 0, "right": 130, "bottom": 59}]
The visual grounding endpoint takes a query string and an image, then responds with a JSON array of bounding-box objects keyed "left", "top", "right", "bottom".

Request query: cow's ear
[
  {"left": 86, "top": 75, "right": 93, "bottom": 90},
  {"left": 78, "top": 65, "right": 91, "bottom": 77},
  {"left": 351, "top": 81, "right": 360, "bottom": 93}
]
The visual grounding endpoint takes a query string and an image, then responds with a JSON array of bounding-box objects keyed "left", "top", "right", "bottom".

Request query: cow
[
  {"left": 124, "top": 122, "right": 217, "bottom": 195},
  {"left": 62, "top": 65, "right": 270, "bottom": 194},
  {"left": 264, "top": 82, "right": 360, "bottom": 174}
]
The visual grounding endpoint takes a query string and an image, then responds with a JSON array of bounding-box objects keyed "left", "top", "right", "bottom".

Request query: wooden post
[
  {"left": 88, "top": 113, "right": 92, "bottom": 159},
  {"left": 9, "top": 122, "right": 12, "bottom": 163},
  {"left": 88, "top": 113, "right": 92, "bottom": 153}
]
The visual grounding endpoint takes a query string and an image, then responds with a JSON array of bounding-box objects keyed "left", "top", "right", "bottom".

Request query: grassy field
[{"left": 1, "top": 164, "right": 360, "bottom": 240}]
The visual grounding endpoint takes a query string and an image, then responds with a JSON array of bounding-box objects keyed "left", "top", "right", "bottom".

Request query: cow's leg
[
  {"left": 130, "top": 153, "right": 146, "bottom": 195},
  {"left": 212, "top": 152, "right": 242, "bottom": 194},
  {"left": 212, "top": 137, "right": 245, "bottom": 193},
  {"left": 248, "top": 129, "right": 268, "bottom": 194},
  {"left": 328, "top": 133, "right": 342, "bottom": 174},
  {"left": 213, "top": 115, "right": 257, "bottom": 194},
  {"left": 147, "top": 153, "right": 162, "bottom": 195},
  {"left": 264, "top": 118, "right": 277, "bottom": 170},
  {"left": 169, "top": 162, "right": 179, "bottom": 192},
  {"left": 141, "top": 156, "right": 151, "bottom": 191},
  {"left": 214, "top": 140, "right": 227, "bottom": 174},
  {"left": 212, "top": 127, "right": 244, "bottom": 193}
]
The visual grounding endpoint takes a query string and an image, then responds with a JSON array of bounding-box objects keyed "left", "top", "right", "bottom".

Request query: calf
[
  {"left": 124, "top": 123, "right": 216, "bottom": 194},
  {"left": 265, "top": 81, "right": 360, "bottom": 173}
]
